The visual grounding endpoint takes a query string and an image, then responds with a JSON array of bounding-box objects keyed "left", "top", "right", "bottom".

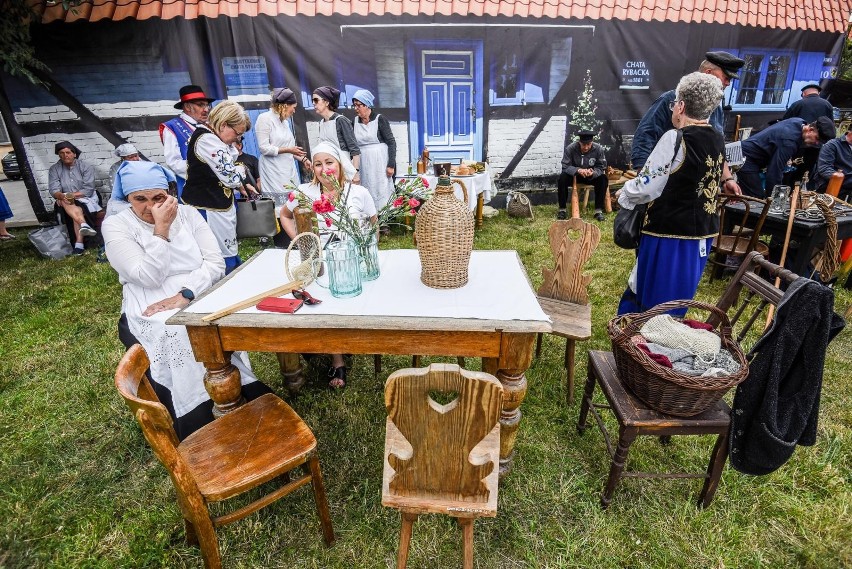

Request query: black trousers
[{"left": 557, "top": 172, "right": 608, "bottom": 210}]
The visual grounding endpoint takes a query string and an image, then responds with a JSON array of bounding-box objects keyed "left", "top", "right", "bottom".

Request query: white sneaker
[{"left": 80, "top": 224, "right": 97, "bottom": 237}]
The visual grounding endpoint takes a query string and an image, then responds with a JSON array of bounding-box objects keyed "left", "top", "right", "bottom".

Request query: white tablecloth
[
  {"left": 188, "top": 249, "right": 549, "bottom": 323},
  {"left": 401, "top": 165, "right": 495, "bottom": 212}
]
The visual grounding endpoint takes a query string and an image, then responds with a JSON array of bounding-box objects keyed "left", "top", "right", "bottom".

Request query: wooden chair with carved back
[
  {"left": 114, "top": 344, "right": 335, "bottom": 568},
  {"left": 708, "top": 194, "right": 772, "bottom": 282},
  {"left": 535, "top": 217, "right": 601, "bottom": 404},
  {"left": 382, "top": 364, "right": 503, "bottom": 569}
]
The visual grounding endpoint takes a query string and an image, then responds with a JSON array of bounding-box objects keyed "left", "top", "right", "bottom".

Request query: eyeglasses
[
  {"left": 352, "top": 101, "right": 366, "bottom": 108},
  {"left": 228, "top": 124, "right": 246, "bottom": 136},
  {"left": 292, "top": 289, "right": 321, "bottom": 305},
  {"left": 668, "top": 99, "right": 683, "bottom": 111},
  {"left": 189, "top": 102, "right": 211, "bottom": 110},
  {"left": 311, "top": 98, "right": 321, "bottom": 104}
]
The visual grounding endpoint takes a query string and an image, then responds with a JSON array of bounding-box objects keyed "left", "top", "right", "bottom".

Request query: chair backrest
[
  {"left": 737, "top": 127, "right": 753, "bottom": 141},
  {"left": 114, "top": 344, "right": 209, "bottom": 518},
  {"left": 710, "top": 251, "right": 799, "bottom": 351},
  {"left": 716, "top": 194, "right": 773, "bottom": 258},
  {"left": 384, "top": 364, "right": 503, "bottom": 503},
  {"left": 538, "top": 218, "right": 600, "bottom": 305}
]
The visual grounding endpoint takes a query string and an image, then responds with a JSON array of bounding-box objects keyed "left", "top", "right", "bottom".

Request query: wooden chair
[
  {"left": 535, "top": 218, "right": 601, "bottom": 404},
  {"left": 382, "top": 364, "right": 503, "bottom": 569},
  {"left": 572, "top": 177, "right": 612, "bottom": 218},
  {"left": 708, "top": 194, "right": 772, "bottom": 281},
  {"left": 115, "top": 344, "right": 335, "bottom": 568},
  {"left": 578, "top": 252, "right": 798, "bottom": 509}
]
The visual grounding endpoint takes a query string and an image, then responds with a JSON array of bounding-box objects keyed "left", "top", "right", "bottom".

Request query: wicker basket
[
  {"left": 415, "top": 176, "right": 475, "bottom": 289},
  {"left": 607, "top": 299, "right": 749, "bottom": 417}
]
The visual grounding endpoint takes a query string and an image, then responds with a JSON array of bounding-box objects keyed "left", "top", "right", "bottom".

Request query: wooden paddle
[{"left": 201, "top": 279, "right": 303, "bottom": 322}]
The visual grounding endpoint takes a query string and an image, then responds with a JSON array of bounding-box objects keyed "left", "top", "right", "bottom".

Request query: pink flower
[
  {"left": 313, "top": 195, "right": 335, "bottom": 214},
  {"left": 288, "top": 192, "right": 295, "bottom": 202},
  {"left": 420, "top": 177, "right": 429, "bottom": 188},
  {"left": 324, "top": 169, "right": 335, "bottom": 177},
  {"left": 409, "top": 210, "right": 417, "bottom": 216},
  {"left": 393, "top": 197, "right": 405, "bottom": 208},
  {"left": 408, "top": 198, "right": 420, "bottom": 208},
  {"left": 324, "top": 217, "right": 333, "bottom": 228}
]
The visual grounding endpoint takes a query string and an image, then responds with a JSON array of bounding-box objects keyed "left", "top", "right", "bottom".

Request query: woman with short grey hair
[{"left": 616, "top": 72, "right": 726, "bottom": 316}]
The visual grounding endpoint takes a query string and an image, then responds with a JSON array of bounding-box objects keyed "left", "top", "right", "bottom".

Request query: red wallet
[{"left": 256, "top": 297, "right": 303, "bottom": 314}]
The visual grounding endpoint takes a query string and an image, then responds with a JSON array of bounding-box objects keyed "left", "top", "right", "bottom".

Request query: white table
[{"left": 401, "top": 165, "right": 495, "bottom": 228}]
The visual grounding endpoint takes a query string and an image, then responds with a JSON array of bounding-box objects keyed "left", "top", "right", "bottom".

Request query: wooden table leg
[
  {"left": 475, "top": 193, "right": 484, "bottom": 229},
  {"left": 602, "top": 426, "right": 638, "bottom": 508},
  {"left": 491, "top": 333, "right": 535, "bottom": 478},
  {"left": 277, "top": 352, "right": 306, "bottom": 394},
  {"left": 698, "top": 431, "right": 729, "bottom": 508},
  {"left": 186, "top": 325, "right": 245, "bottom": 417}
]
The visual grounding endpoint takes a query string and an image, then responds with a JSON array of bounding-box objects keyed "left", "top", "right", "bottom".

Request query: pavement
[{"left": 1, "top": 143, "right": 40, "bottom": 229}]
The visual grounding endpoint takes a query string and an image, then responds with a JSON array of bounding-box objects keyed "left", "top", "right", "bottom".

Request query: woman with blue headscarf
[
  {"left": 103, "top": 161, "right": 268, "bottom": 439},
  {"left": 352, "top": 89, "right": 396, "bottom": 212}
]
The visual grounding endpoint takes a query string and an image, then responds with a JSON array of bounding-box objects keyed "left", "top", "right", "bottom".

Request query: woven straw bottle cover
[{"left": 414, "top": 175, "right": 475, "bottom": 289}]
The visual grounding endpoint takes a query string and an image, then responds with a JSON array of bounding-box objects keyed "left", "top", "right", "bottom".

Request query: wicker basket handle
[
  {"left": 450, "top": 178, "right": 470, "bottom": 208},
  {"left": 623, "top": 299, "right": 733, "bottom": 336}
]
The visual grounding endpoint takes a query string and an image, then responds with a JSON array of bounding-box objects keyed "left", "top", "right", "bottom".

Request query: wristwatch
[{"left": 180, "top": 288, "right": 195, "bottom": 301}]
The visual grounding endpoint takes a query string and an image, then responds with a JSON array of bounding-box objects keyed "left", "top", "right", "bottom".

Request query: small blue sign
[{"left": 222, "top": 56, "right": 269, "bottom": 94}]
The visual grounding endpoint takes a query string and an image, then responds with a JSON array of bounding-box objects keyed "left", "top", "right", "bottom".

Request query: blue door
[{"left": 408, "top": 42, "right": 483, "bottom": 164}]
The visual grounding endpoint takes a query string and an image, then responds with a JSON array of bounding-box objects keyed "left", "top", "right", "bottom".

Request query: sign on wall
[
  {"left": 222, "top": 56, "right": 269, "bottom": 96},
  {"left": 620, "top": 60, "right": 650, "bottom": 90}
]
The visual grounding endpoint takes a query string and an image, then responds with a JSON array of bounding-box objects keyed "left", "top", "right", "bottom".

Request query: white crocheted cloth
[{"left": 639, "top": 314, "right": 721, "bottom": 362}]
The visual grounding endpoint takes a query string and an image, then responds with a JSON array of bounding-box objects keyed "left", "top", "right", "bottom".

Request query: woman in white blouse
[
  {"left": 181, "top": 100, "right": 253, "bottom": 274},
  {"left": 103, "top": 160, "right": 269, "bottom": 439},
  {"left": 254, "top": 88, "right": 309, "bottom": 193},
  {"left": 279, "top": 142, "right": 377, "bottom": 389}
]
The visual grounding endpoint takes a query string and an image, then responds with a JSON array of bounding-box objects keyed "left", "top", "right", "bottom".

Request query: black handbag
[
  {"left": 613, "top": 129, "right": 682, "bottom": 250},
  {"left": 236, "top": 196, "right": 278, "bottom": 239}
]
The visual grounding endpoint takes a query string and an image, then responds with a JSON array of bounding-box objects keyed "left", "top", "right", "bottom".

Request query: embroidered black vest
[
  {"left": 181, "top": 126, "right": 235, "bottom": 211},
  {"left": 643, "top": 125, "right": 725, "bottom": 239}
]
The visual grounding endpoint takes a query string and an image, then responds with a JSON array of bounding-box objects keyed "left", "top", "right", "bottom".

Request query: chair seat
[
  {"left": 715, "top": 235, "right": 770, "bottom": 257},
  {"left": 536, "top": 296, "right": 592, "bottom": 340},
  {"left": 179, "top": 394, "right": 317, "bottom": 501}
]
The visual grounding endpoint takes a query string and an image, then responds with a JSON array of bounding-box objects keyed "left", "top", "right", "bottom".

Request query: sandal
[{"left": 327, "top": 366, "right": 347, "bottom": 390}]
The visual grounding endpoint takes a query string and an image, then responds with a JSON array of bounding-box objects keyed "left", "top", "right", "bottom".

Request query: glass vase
[
  {"left": 326, "top": 240, "right": 362, "bottom": 298},
  {"left": 358, "top": 233, "right": 381, "bottom": 281}
]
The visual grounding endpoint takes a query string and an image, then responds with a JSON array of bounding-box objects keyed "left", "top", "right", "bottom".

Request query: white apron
[
  {"left": 354, "top": 114, "right": 394, "bottom": 208},
  {"left": 117, "top": 208, "right": 257, "bottom": 418},
  {"left": 257, "top": 110, "right": 300, "bottom": 192},
  {"left": 318, "top": 116, "right": 357, "bottom": 180}
]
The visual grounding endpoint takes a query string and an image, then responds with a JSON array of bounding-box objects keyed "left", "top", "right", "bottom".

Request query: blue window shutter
[{"left": 789, "top": 52, "right": 826, "bottom": 102}]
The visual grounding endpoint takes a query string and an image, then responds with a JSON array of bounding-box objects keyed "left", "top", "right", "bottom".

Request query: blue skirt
[
  {"left": 618, "top": 234, "right": 713, "bottom": 317},
  {"left": 0, "top": 188, "right": 12, "bottom": 221}
]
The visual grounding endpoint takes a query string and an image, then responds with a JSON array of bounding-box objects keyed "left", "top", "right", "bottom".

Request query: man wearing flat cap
[
  {"left": 815, "top": 128, "right": 852, "bottom": 200},
  {"left": 783, "top": 84, "right": 834, "bottom": 123},
  {"left": 47, "top": 141, "right": 100, "bottom": 254},
  {"left": 159, "top": 85, "right": 215, "bottom": 198},
  {"left": 631, "top": 51, "right": 745, "bottom": 195},
  {"left": 557, "top": 129, "right": 608, "bottom": 221},
  {"left": 738, "top": 117, "right": 836, "bottom": 198}
]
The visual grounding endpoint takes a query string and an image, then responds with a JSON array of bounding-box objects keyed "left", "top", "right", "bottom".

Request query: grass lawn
[{"left": 0, "top": 207, "right": 850, "bottom": 568}]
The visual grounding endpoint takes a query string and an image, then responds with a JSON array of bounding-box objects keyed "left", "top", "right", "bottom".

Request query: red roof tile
[{"left": 26, "top": 0, "right": 852, "bottom": 32}]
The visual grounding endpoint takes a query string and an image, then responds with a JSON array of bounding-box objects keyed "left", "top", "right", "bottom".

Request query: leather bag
[
  {"left": 236, "top": 197, "right": 278, "bottom": 239},
  {"left": 613, "top": 129, "right": 682, "bottom": 250}
]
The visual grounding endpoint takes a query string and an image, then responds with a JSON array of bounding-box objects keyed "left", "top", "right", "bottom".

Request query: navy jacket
[
  {"left": 815, "top": 136, "right": 852, "bottom": 191},
  {"left": 631, "top": 90, "right": 724, "bottom": 170},
  {"left": 782, "top": 94, "right": 834, "bottom": 124},
  {"left": 740, "top": 118, "right": 806, "bottom": 192}
]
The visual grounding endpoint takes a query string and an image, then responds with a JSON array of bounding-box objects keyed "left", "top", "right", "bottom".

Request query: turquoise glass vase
[
  {"left": 326, "top": 240, "right": 362, "bottom": 298},
  {"left": 358, "top": 233, "right": 380, "bottom": 281}
]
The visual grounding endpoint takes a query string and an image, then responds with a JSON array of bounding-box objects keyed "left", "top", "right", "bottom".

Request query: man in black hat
[
  {"left": 631, "top": 52, "right": 745, "bottom": 195},
  {"left": 739, "top": 117, "right": 836, "bottom": 198},
  {"left": 159, "top": 85, "right": 215, "bottom": 198},
  {"left": 815, "top": 127, "right": 852, "bottom": 200},
  {"left": 47, "top": 141, "right": 101, "bottom": 254},
  {"left": 783, "top": 84, "right": 834, "bottom": 123},
  {"left": 557, "top": 129, "right": 608, "bottom": 221}
]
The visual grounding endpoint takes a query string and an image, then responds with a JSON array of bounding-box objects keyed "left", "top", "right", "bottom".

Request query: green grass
[{"left": 1, "top": 208, "right": 850, "bottom": 568}]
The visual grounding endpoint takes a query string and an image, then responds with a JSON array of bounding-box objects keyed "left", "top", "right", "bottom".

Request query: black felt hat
[
  {"left": 174, "top": 85, "right": 214, "bottom": 109},
  {"left": 801, "top": 83, "right": 822, "bottom": 93},
  {"left": 705, "top": 51, "right": 745, "bottom": 79},
  {"left": 577, "top": 130, "right": 595, "bottom": 142}
]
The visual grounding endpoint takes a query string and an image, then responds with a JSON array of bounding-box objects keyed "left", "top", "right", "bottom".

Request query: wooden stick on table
[
  {"left": 765, "top": 181, "right": 801, "bottom": 328},
  {"left": 201, "top": 279, "right": 303, "bottom": 322}
]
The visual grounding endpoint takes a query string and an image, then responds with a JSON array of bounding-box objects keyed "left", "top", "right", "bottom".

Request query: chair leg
[
  {"left": 602, "top": 426, "right": 638, "bottom": 509},
  {"left": 374, "top": 354, "right": 382, "bottom": 379},
  {"left": 571, "top": 179, "right": 581, "bottom": 219},
  {"left": 577, "top": 360, "right": 597, "bottom": 434},
  {"left": 582, "top": 187, "right": 591, "bottom": 211},
  {"left": 194, "top": 515, "right": 222, "bottom": 569},
  {"left": 698, "top": 431, "right": 730, "bottom": 509},
  {"left": 535, "top": 332, "right": 542, "bottom": 359},
  {"left": 397, "top": 512, "right": 418, "bottom": 569},
  {"left": 459, "top": 518, "right": 474, "bottom": 569},
  {"left": 307, "top": 454, "right": 336, "bottom": 545},
  {"left": 184, "top": 518, "right": 199, "bottom": 546},
  {"left": 564, "top": 339, "right": 576, "bottom": 406},
  {"left": 456, "top": 357, "right": 465, "bottom": 368},
  {"left": 412, "top": 355, "right": 421, "bottom": 367}
]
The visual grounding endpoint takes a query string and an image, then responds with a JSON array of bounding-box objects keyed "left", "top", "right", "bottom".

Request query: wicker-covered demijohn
[
  {"left": 607, "top": 299, "right": 749, "bottom": 417},
  {"left": 415, "top": 176, "right": 475, "bottom": 289}
]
